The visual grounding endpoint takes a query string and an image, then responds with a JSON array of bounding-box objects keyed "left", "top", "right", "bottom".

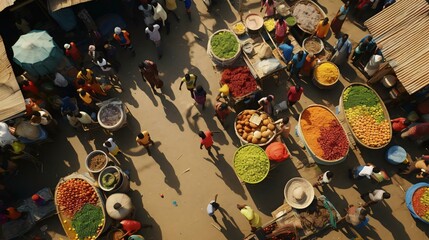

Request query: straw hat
[{"left": 284, "top": 177, "right": 315, "bottom": 209}]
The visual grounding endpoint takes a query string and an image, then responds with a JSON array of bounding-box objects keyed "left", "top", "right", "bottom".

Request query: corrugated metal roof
[
  {"left": 48, "top": 0, "right": 94, "bottom": 12},
  {"left": 0, "top": 36, "right": 26, "bottom": 122},
  {"left": 365, "top": 0, "right": 429, "bottom": 95},
  {"left": 0, "top": 0, "right": 16, "bottom": 11}
]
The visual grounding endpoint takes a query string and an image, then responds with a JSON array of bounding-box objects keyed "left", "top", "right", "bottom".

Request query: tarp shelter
[
  {"left": 48, "top": 0, "right": 95, "bottom": 12},
  {"left": 0, "top": 0, "right": 16, "bottom": 11},
  {"left": 0, "top": 36, "right": 25, "bottom": 122},
  {"left": 365, "top": 0, "right": 429, "bottom": 95}
]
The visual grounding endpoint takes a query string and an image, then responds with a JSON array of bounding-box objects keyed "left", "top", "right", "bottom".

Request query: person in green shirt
[{"left": 179, "top": 73, "right": 197, "bottom": 98}]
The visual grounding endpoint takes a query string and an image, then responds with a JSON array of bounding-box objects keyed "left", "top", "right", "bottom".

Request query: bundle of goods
[
  {"left": 300, "top": 105, "right": 349, "bottom": 162},
  {"left": 235, "top": 110, "right": 276, "bottom": 146},
  {"left": 233, "top": 144, "right": 270, "bottom": 184},
  {"left": 210, "top": 30, "right": 240, "bottom": 59},
  {"left": 220, "top": 67, "right": 258, "bottom": 99},
  {"left": 342, "top": 84, "right": 391, "bottom": 148},
  {"left": 292, "top": 1, "right": 323, "bottom": 33},
  {"left": 55, "top": 178, "right": 105, "bottom": 239},
  {"left": 263, "top": 222, "right": 297, "bottom": 240}
]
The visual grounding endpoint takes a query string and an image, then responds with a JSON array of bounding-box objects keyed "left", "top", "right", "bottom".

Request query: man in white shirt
[
  {"left": 206, "top": 194, "right": 220, "bottom": 223},
  {"left": 76, "top": 111, "right": 95, "bottom": 125},
  {"left": 362, "top": 189, "right": 391, "bottom": 207},
  {"left": 152, "top": 2, "right": 170, "bottom": 34},
  {"left": 145, "top": 24, "right": 162, "bottom": 59},
  {"left": 351, "top": 164, "right": 380, "bottom": 180}
]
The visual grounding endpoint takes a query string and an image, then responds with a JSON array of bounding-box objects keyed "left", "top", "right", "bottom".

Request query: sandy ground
[{"left": 6, "top": 0, "right": 429, "bottom": 239}]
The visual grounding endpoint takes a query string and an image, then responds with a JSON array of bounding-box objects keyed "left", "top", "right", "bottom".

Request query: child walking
[{"left": 198, "top": 130, "right": 219, "bottom": 155}]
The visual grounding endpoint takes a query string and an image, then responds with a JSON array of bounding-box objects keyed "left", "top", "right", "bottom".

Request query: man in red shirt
[
  {"left": 64, "top": 42, "right": 82, "bottom": 66},
  {"left": 21, "top": 80, "right": 39, "bottom": 96},
  {"left": 287, "top": 84, "right": 303, "bottom": 107},
  {"left": 391, "top": 117, "right": 410, "bottom": 132},
  {"left": 199, "top": 130, "right": 219, "bottom": 155}
]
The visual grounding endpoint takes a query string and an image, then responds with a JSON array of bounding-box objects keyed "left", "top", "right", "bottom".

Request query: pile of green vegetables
[
  {"left": 210, "top": 31, "right": 239, "bottom": 59},
  {"left": 72, "top": 204, "right": 103, "bottom": 239},
  {"left": 233, "top": 144, "right": 270, "bottom": 183}
]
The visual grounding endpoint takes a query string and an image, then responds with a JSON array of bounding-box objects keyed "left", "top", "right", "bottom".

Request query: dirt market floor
[{"left": 6, "top": 0, "right": 429, "bottom": 239}]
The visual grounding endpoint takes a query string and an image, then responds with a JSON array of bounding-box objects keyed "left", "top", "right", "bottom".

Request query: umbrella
[{"left": 12, "top": 30, "right": 65, "bottom": 77}]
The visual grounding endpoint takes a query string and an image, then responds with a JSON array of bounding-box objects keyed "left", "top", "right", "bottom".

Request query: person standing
[
  {"left": 330, "top": 1, "right": 350, "bottom": 36},
  {"left": 331, "top": 34, "right": 352, "bottom": 67},
  {"left": 300, "top": 53, "right": 318, "bottom": 77},
  {"left": 401, "top": 123, "right": 429, "bottom": 142},
  {"left": 64, "top": 42, "right": 82, "bottom": 66},
  {"left": 258, "top": 95, "right": 275, "bottom": 116},
  {"left": 138, "top": 3, "right": 155, "bottom": 27},
  {"left": 165, "top": 0, "right": 180, "bottom": 22},
  {"left": 207, "top": 194, "right": 220, "bottom": 223},
  {"left": 30, "top": 110, "right": 57, "bottom": 134},
  {"left": 314, "top": 17, "right": 330, "bottom": 39},
  {"left": 179, "top": 73, "right": 198, "bottom": 98},
  {"left": 351, "top": 41, "right": 369, "bottom": 65},
  {"left": 76, "top": 111, "right": 96, "bottom": 125},
  {"left": 313, "top": 171, "right": 334, "bottom": 188},
  {"left": 351, "top": 163, "right": 380, "bottom": 180},
  {"left": 113, "top": 27, "right": 135, "bottom": 56},
  {"left": 194, "top": 85, "right": 207, "bottom": 110},
  {"left": 199, "top": 130, "right": 218, "bottom": 155},
  {"left": 278, "top": 39, "right": 294, "bottom": 62},
  {"left": 237, "top": 204, "right": 262, "bottom": 232},
  {"left": 400, "top": 155, "right": 429, "bottom": 179},
  {"left": 274, "top": 17, "right": 288, "bottom": 44},
  {"left": 152, "top": 2, "right": 170, "bottom": 35},
  {"left": 287, "top": 84, "right": 304, "bottom": 107},
  {"left": 361, "top": 189, "right": 391, "bottom": 207},
  {"left": 275, "top": 117, "right": 291, "bottom": 139},
  {"left": 215, "top": 102, "right": 232, "bottom": 126},
  {"left": 260, "top": 0, "right": 275, "bottom": 17},
  {"left": 391, "top": 117, "right": 410, "bottom": 133},
  {"left": 20, "top": 80, "right": 40, "bottom": 97},
  {"left": 145, "top": 24, "right": 162, "bottom": 59},
  {"left": 136, "top": 131, "right": 154, "bottom": 156},
  {"left": 345, "top": 205, "right": 368, "bottom": 227},
  {"left": 96, "top": 56, "right": 117, "bottom": 80},
  {"left": 289, "top": 51, "right": 307, "bottom": 79},
  {"left": 103, "top": 137, "right": 121, "bottom": 156},
  {"left": 184, "top": 0, "right": 192, "bottom": 21},
  {"left": 103, "top": 41, "right": 120, "bottom": 70},
  {"left": 138, "top": 60, "right": 163, "bottom": 93}
]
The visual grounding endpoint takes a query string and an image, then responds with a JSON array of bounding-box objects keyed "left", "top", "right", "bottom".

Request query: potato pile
[{"left": 235, "top": 110, "right": 276, "bottom": 145}]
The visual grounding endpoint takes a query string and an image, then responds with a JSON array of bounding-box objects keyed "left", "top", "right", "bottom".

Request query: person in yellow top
[
  {"left": 75, "top": 68, "right": 94, "bottom": 86},
  {"left": 237, "top": 204, "right": 262, "bottom": 231},
  {"left": 179, "top": 73, "right": 198, "bottom": 99},
  {"left": 314, "top": 17, "right": 330, "bottom": 39},
  {"left": 136, "top": 131, "right": 154, "bottom": 156},
  {"left": 165, "top": 0, "right": 180, "bottom": 22}
]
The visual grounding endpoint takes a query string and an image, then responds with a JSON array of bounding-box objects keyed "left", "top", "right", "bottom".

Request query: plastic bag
[{"left": 257, "top": 58, "right": 281, "bottom": 74}]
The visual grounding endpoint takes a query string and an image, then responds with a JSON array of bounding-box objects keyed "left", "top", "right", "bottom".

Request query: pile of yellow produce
[
  {"left": 314, "top": 62, "right": 339, "bottom": 85},
  {"left": 264, "top": 18, "right": 276, "bottom": 32},
  {"left": 343, "top": 85, "right": 391, "bottom": 148},
  {"left": 235, "top": 110, "right": 276, "bottom": 145},
  {"left": 232, "top": 22, "right": 246, "bottom": 35}
]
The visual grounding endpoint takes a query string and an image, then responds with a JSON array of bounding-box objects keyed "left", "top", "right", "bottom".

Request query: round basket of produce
[
  {"left": 340, "top": 83, "right": 392, "bottom": 149},
  {"left": 313, "top": 61, "right": 340, "bottom": 89},
  {"left": 245, "top": 13, "right": 264, "bottom": 31},
  {"left": 234, "top": 110, "right": 277, "bottom": 147},
  {"left": 98, "top": 100, "right": 127, "bottom": 131},
  {"left": 220, "top": 66, "right": 259, "bottom": 101},
  {"left": 208, "top": 29, "right": 241, "bottom": 66},
  {"left": 233, "top": 144, "right": 270, "bottom": 184},
  {"left": 85, "top": 150, "right": 109, "bottom": 174},
  {"left": 405, "top": 182, "right": 429, "bottom": 224},
  {"left": 55, "top": 174, "right": 108, "bottom": 240},
  {"left": 303, "top": 37, "right": 324, "bottom": 55},
  {"left": 98, "top": 166, "right": 130, "bottom": 193},
  {"left": 298, "top": 104, "right": 349, "bottom": 165},
  {"left": 263, "top": 18, "right": 276, "bottom": 32},
  {"left": 292, "top": 0, "right": 325, "bottom": 33},
  {"left": 285, "top": 16, "right": 297, "bottom": 27},
  {"left": 232, "top": 22, "right": 246, "bottom": 35}
]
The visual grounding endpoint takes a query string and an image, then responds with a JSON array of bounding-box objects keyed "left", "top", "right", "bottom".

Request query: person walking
[
  {"left": 152, "top": 2, "right": 170, "bottom": 35},
  {"left": 274, "top": 17, "right": 288, "bottom": 44},
  {"left": 278, "top": 39, "right": 294, "bottom": 62},
  {"left": 361, "top": 189, "right": 391, "bottom": 207},
  {"left": 313, "top": 171, "right": 334, "bottom": 188},
  {"left": 194, "top": 85, "right": 207, "bottom": 110},
  {"left": 165, "top": 0, "right": 180, "bottom": 22},
  {"left": 96, "top": 56, "right": 117, "bottom": 81},
  {"left": 138, "top": 60, "right": 163, "bottom": 93},
  {"left": 400, "top": 155, "right": 429, "bottom": 179},
  {"left": 113, "top": 27, "right": 135, "bottom": 56},
  {"left": 136, "top": 131, "right": 154, "bottom": 156},
  {"left": 330, "top": 1, "right": 350, "bottom": 36},
  {"left": 179, "top": 73, "right": 198, "bottom": 98},
  {"left": 199, "top": 130, "right": 219, "bottom": 155},
  {"left": 207, "top": 194, "right": 220, "bottom": 223},
  {"left": 287, "top": 84, "right": 304, "bottom": 107},
  {"left": 260, "top": 0, "right": 275, "bottom": 17},
  {"left": 237, "top": 204, "right": 262, "bottom": 232},
  {"left": 275, "top": 117, "right": 291, "bottom": 139},
  {"left": 145, "top": 24, "right": 162, "bottom": 59},
  {"left": 138, "top": 3, "right": 155, "bottom": 27},
  {"left": 345, "top": 204, "right": 368, "bottom": 227},
  {"left": 314, "top": 17, "right": 330, "bottom": 39},
  {"left": 351, "top": 163, "right": 380, "bottom": 180},
  {"left": 103, "top": 137, "right": 121, "bottom": 156},
  {"left": 331, "top": 34, "right": 352, "bottom": 67},
  {"left": 64, "top": 42, "right": 82, "bottom": 66},
  {"left": 289, "top": 51, "right": 307, "bottom": 79}
]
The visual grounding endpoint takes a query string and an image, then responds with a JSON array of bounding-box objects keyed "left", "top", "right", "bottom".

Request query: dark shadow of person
[
  {"left": 151, "top": 141, "right": 182, "bottom": 195},
  {"left": 114, "top": 153, "right": 142, "bottom": 186},
  {"left": 203, "top": 153, "right": 247, "bottom": 200},
  {"left": 158, "top": 94, "right": 185, "bottom": 131},
  {"left": 217, "top": 207, "right": 245, "bottom": 239}
]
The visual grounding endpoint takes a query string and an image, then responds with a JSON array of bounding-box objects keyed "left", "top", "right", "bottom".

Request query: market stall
[
  {"left": 405, "top": 182, "right": 429, "bottom": 224},
  {"left": 97, "top": 98, "right": 132, "bottom": 132},
  {"left": 290, "top": 0, "right": 326, "bottom": 44}
]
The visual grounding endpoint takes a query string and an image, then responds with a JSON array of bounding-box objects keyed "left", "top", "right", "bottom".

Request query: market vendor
[
  {"left": 300, "top": 53, "right": 318, "bottom": 77},
  {"left": 258, "top": 95, "right": 274, "bottom": 116},
  {"left": 314, "top": 17, "right": 330, "bottom": 40},
  {"left": 401, "top": 123, "right": 429, "bottom": 142},
  {"left": 391, "top": 117, "right": 411, "bottom": 133},
  {"left": 400, "top": 155, "right": 429, "bottom": 179}
]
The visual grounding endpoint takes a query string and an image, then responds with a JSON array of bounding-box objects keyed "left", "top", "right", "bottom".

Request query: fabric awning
[
  {"left": 0, "top": 0, "right": 16, "bottom": 11},
  {"left": 0, "top": 36, "right": 26, "bottom": 122},
  {"left": 48, "top": 0, "right": 94, "bottom": 12},
  {"left": 365, "top": 0, "right": 429, "bottom": 95}
]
